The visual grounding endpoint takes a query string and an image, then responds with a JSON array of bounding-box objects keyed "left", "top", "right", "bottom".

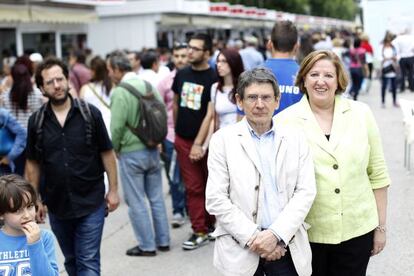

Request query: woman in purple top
[{"left": 349, "top": 38, "right": 368, "bottom": 101}]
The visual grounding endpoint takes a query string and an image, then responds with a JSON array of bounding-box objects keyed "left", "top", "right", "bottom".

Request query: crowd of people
[{"left": 0, "top": 19, "right": 399, "bottom": 276}]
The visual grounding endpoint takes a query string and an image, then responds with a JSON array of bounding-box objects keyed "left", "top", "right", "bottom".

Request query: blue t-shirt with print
[{"left": 264, "top": 58, "right": 302, "bottom": 115}]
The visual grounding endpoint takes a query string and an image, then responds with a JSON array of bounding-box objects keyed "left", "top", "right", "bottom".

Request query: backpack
[
  {"left": 33, "top": 98, "right": 95, "bottom": 161},
  {"left": 118, "top": 81, "right": 167, "bottom": 148}
]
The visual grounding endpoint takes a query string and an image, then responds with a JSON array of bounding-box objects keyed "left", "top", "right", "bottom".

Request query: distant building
[{"left": 89, "top": 0, "right": 353, "bottom": 57}]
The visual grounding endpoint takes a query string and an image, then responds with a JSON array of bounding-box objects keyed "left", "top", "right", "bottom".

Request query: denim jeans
[
  {"left": 49, "top": 203, "right": 105, "bottom": 276},
  {"left": 381, "top": 77, "right": 397, "bottom": 104},
  {"left": 119, "top": 149, "right": 170, "bottom": 251},
  {"left": 163, "top": 139, "right": 186, "bottom": 216}
]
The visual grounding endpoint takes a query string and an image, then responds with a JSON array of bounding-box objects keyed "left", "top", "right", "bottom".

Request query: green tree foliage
[
  {"left": 309, "top": 0, "right": 357, "bottom": 20},
  {"left": 209, "top": 0, "right": 357, "bottom": 20}
]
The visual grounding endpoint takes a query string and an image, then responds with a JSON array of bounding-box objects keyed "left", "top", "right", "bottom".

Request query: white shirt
[
  {"left": 382, "top": 46, "right": 397, "bottom": 78},
  {"left": 210, "top": 83, "right": 238, "bottom": 129},
  {"left": 82, "top": 82, "right": 111, "bottom": 136},
  {"left": 139, "top": 66, "right": 170, "bottom": 88},
  {"left": 392, "top": 34, "right": 414, "bottom": 58}
]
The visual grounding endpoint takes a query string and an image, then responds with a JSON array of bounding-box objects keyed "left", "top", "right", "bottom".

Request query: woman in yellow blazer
[{"left": 274, "top": 50, "right": 390, "bottom": 276}]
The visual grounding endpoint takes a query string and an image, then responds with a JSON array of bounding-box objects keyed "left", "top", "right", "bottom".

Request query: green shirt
[
  {"left": 275, "top": 95, "right": 390, "bottom": 244},
  {"left": 110, "top": 73, "right": 164, "bottom": 153}
]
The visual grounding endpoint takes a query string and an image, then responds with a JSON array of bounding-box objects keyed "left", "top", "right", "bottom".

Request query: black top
[
  {"left": 172, "top": 66, "right": 217, "bottom": 139},
  {"left": 26, "top": 98, "right": 113, "bottom": 219}
]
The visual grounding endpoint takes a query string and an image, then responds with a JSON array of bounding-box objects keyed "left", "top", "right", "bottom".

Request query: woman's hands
[{"left": 371, "top": 227, "right": 386, "bottom": 256}]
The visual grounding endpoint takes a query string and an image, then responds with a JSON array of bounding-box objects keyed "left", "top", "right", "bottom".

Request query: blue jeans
[
  {"left": 49, "top": 203, "right": 105, "bottom": 276},
  {"left": 381, "top": 77, "right": 397, "bottom": 104},
  {"left": 119, "top": 149, "right": 170, "bottom": 251},
  {"left": 163, "top": 139, "right": 186, "bottom": 216}
]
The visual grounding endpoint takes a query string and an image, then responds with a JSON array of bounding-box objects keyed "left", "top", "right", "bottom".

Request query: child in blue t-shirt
[{"left": 0, "top": 174, "right": 59, "bottom": 276}]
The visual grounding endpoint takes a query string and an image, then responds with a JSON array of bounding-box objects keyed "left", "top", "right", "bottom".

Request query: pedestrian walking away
[{"left": 108, "top": 50, "right": 170, "bottom": 257}]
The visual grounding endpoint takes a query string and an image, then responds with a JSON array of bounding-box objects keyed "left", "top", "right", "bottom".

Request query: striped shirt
[{"left": 1, "top": 88, "right": 44, "bottom": 129}]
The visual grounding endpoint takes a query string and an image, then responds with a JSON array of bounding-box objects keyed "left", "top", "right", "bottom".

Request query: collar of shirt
[
  {"left": 245, "top": 120, "right": 274, "bottom": 140},
  {"left": 45, "top": 94, "right": 76, "bottom": 122},
  {"left": 122, "top": 71, "right": 140, "bottom": 82}
]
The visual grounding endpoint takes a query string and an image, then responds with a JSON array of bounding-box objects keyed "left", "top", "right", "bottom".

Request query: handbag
[
  {"left": 0, "top": 119, "right": 15, "bottom": 157},
  {"left": 382, "top": 64, "right": 395, "bottom": 75}
]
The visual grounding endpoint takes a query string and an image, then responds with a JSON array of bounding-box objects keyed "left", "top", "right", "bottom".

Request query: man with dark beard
[
  {"left": 172, "top": 33, "right": 217, "bottom": 250},
  {"left": 25, "top": 57, "right": 119, "bottom": 276}
]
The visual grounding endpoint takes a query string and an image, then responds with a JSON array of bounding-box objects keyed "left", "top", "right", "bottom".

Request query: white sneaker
[
  {"left": 171, "top": 213, "right": 185, "bottom": 228},
  {"left": 182, "top": 233, "right": 209, "bottom": 250}
]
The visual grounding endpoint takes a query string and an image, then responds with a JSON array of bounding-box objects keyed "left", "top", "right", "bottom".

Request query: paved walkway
[{"left": 48, "top": 79, "right": 414, "bottom": 276}]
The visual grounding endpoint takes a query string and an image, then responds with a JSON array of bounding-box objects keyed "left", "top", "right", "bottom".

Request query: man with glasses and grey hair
[
  {"left": 206, "top": 67, "right": 316, "bottom": 276},
  {"left": 107, "top": 50, "right": 170, "bottom": 257}
]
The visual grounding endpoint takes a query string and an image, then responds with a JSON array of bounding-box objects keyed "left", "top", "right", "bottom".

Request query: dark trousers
[
  {"left": 254, "top": 249, "right": 298, "bottom": 276},
  {"left": 174, "top": 135, "right": 215, "bottom": 233},
  {"left": 399, "top": 56, "right": 414, "bottom": 91},
  {"left": 367, "top": 63, "right": 373, "bottom": 79},
  {"left": 13, "top": 149, "right": 26, "bottom": 176},
  {"left": 49, "top": 203, "right": 105, "bottom": 276},
  {"left": 310, "top": 230, "right": 374, "bottom": 276},
  {"left": 162, "top": 139, "right": 186, "bottom": 216},
  {"left": 350, "top": 68, "right": 364, "bottom": 101},
  {"left": 381, "top": 77, "right": 397, "bottom": 104},
  {"left": 0, "top": 164, "right": 11, "bottom": 176}
]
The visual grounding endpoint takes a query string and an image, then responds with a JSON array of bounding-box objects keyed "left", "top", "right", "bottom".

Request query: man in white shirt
[
  {"left": 393, "top": 29, "right": 414, "bottom": 92},
  {"left": 127, "top": 51, "right": 144, "bottom": 75},
  {"left": 240, "top": 36, "right": 264, "bottom": 70},
  {"left": 139, "top": 51, "right": 170, "bottom": 88}
]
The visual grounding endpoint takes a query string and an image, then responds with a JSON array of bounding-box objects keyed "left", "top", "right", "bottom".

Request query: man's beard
[
  {"left": 47, "top": 88, "right": 69, "bottom": 106},
  {"left": 190, "top": 56, "right": 205, "bottom": 67}
]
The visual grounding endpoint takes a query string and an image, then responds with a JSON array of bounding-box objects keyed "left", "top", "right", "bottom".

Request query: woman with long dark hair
[
  {"left": 80, "top": 56, "right": 112, "bottom": 135},
  {"left": 201, "top": 48, "right": 245, "bottom": 151},
  {"left": 380, "top": 35, "right": 399, "bottom": 107},
  {"left": 1, "top": 57, "right": 43, "bottom": 176},
  {"left": 211, "top": 48, "right": 244, "bottom": 130},
  {"left": 1, "top": 59, "right": 43, "bottom": 129}
]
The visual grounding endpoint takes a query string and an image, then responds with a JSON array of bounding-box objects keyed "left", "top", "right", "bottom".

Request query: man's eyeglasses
[
  {"left": 44, "top": 77, "right": 65, "bottom": 87},
  {"left": 245, "top": 94, "right": 275, "bottom": 103},
  {"left": 187, "top": 45, "right": 205, "bottom": 52}
]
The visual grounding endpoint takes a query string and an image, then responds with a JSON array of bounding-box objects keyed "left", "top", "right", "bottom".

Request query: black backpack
[
  {"left": 33, "top": 98, "right": 94, "bottom": 161},
  {"left": 118, "top": 81, "right": 167, "bottom": 148}
]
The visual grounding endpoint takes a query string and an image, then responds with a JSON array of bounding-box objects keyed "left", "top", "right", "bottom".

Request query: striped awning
[
  {"left": 0, "top": 4, "right": 98, "bottom": 24},
  {"left": 0, "top": 4, "right": 31, "bottom": 22}
]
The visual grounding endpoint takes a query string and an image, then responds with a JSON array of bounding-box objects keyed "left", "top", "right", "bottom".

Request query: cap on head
[{"left": 30, "top": 53, "right": 43, "bottom": 63}]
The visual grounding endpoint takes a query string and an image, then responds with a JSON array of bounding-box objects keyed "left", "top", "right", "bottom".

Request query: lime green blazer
[{"left": 275, "top": 95, "right": 390, "bottom": 244}]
